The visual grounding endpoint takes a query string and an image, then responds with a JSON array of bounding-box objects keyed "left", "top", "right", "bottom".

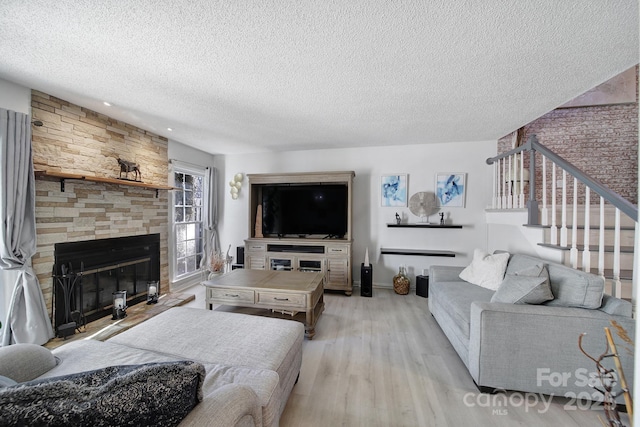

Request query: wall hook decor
[{"left": 229, "top": 173, "right": 244, "bottom": 200}]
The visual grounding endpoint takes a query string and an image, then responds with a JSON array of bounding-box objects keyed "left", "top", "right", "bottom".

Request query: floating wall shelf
[
  {"left": 34, "top": 170, "right": 176, "bottom": 197},
  {"left": 383, "top": 223, "right": 462, "bottom": 257},
  {"left": 380, "top": 248, "right": 456, "bottom": 257},
  {"left": 387, "top": 223, "right": 463, "bottom": 228}
]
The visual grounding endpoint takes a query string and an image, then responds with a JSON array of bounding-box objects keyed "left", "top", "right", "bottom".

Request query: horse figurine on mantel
[{"left": 116, "top": 157, "right": 142, "bottom": 181}]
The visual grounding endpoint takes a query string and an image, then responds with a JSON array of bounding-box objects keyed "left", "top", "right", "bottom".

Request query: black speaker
[
  {"left": 361, "top": 264, "right": 372, "bottom": 297},
  {"left": 416, "top": 275, "right": 429, "bottom": 298},
  {"left": 236, "top": 246, "right": 245, "bottom": 266}
]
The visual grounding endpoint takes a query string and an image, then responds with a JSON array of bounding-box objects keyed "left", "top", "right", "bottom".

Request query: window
[{"left": 172, "top": 169, "right": 204, "bottom": 280}]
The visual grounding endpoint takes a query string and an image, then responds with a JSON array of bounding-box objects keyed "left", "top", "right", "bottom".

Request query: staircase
[
  {"left": 486, "top": 135, "right": 638, "bottom": 303},
  {"left": 529, "top": 206, "right": 635, "bottom": 299}
]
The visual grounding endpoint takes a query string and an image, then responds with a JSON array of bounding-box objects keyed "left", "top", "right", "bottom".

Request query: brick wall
[
  {"left": 30, "top": 91, "right": 169, "bottom": 315},
  {"left": 497, "top": 66, "right": 638, "bottom": 205}
]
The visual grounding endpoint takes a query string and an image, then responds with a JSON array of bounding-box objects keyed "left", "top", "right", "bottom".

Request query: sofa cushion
[
  {"left": 0, "top": 343, "right": 58, "bottom": 383},
  {"left": 0, "top": 361, "right": 204, "bottom": 427},
  {"left": 506, "top": 254, "right": 604, "bottom": 309},
  {"left": 459, "top": 249, "right": 510, "bottom": 290},
  {"left": 109, "top": 307, "right": 303, "bottom": 373},
  {"left": 44, "top": 340, "right": 182, "bottom": 379},
  {"left": 43, "top": 339, "right": 279, "bottom": 425},
  {"left": 430, "top": 280, "right": 494, "bottom": 339},
  {"left": 108, "top": 306, "right": 304, "bottom": 427}
]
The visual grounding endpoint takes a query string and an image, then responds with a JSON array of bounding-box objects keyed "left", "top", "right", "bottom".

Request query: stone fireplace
[{"left": 30, "top": 91, "right": 170, "bottom": 319}]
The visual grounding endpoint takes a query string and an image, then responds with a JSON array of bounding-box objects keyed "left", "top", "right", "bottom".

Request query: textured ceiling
[{"left": 0, "top": 1, "right": 637, "bottom": 155}]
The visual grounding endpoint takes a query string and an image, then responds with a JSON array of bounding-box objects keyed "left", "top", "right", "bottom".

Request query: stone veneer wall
[
  {"left": 497, "top": 66, "right": 638, "bottom": 205},
  {"left": 30, "top": 91, "right": 169, "bottom": 316}
]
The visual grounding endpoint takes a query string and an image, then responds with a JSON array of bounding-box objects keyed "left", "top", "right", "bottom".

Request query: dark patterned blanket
[{"left": 0, "top": 360, "right": 205, "bottom": 426}]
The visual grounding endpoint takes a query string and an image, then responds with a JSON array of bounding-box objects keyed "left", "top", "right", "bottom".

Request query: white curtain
[{"left": 0, "top": 108, "right": 53, "bottom": 346}]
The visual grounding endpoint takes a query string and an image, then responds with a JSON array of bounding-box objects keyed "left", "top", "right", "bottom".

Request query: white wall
[
  {"left": 218, "top": 140, "right": 497, "bottom": 288},
  {"left": 168, "top": 139, "right": 216, "bottom": 166},
  {"left": 0, "top": 78, "right": 31, "bottom": 113},
  {"left": 486, "top": 210, "right": 563, "bottom": 263}
]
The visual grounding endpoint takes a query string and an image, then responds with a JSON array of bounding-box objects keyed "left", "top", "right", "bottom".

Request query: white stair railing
[
  {"left": 507, "top": 155, "right": 513, "bottom": 209},
  {"left": 598, "top": 197, "right": 605, "bottom": 284},
  {"left": 519, "top": 152, "right": 526, "bottom": 208},
  {"left": 550, "top": 163, "right": 557, "bottom": 245},
  {"left": 560, "top": 170, "right": 568, "bottom": 247},
  {"left": 487, "top": 135, "right": 638, "bottom": 299},
  {"left": 581, "top": 187, "right": 591, "bottom": 272},
  {"left": 541, "top": 157, "right": 548, "bottom": 226},
  {"left": 613, "top": 209, "right": 622, "bottom": 297},
  {"left": 570, "top": 177, "right": 578, "bottom": 268}
]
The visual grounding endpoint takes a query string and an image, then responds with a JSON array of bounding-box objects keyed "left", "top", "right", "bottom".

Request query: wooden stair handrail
[{"left": 486, "top": 135, "right": 638, "bottom": 223}]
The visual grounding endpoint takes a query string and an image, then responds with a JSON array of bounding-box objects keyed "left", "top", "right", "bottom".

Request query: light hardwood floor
[{"left": 182, "top": 284, "right": 628, "bottom": 426}]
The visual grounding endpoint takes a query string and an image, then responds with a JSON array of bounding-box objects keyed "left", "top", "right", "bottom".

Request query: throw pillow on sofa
[
  {"left": 0, "top": 343, "right": 58, "bottom": 383},
  {"left": 491, "top": 264, "right": 555, "bottom": 304},
  {"left": 0, "top": 361, "right": 205, "bottom": 427},
  {"left": 459, "top": 249, "right": 510, "bottom": 291},
  {"left": 506, "top": 253, "right": 604, "bottom": 309}
]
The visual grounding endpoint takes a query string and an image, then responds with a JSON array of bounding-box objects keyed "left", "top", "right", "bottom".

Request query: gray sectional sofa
[
  {"left": 0, "top": 306, "right": 304, "bottom": 427},
  {"left": 429, "top": 252, "right": 635, "bottom": 401}
]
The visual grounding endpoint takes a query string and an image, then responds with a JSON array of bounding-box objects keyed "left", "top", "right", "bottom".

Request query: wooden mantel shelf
[{"left": 35, "top": 170, "right": 176, "bottom": 196}]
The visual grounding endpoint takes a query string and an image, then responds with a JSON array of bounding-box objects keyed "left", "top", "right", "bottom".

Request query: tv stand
[{"left": 246, "top": 171, "right": 355, "bottom": 295}]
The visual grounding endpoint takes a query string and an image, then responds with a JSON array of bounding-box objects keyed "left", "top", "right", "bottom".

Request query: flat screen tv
[{"left": 261, "top": 184, "right": 348, "bottom": 238}]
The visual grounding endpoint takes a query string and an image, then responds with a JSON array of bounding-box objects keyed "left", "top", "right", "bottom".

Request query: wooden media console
[{"left": 245, "top": 171, "right": 355, "bottom": 295}]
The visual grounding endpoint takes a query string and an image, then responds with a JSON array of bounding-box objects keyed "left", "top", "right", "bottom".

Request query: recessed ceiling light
[
  {"left": 103, "top": 101, "right": 111, "bottom": 107},
  {"left": 167, "top": 128, "right": 173, "bottom": 131}
]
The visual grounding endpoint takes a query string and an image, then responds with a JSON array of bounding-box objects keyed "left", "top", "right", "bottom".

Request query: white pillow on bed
[{"left": 459, "top": 249, "right": 510, "bottom": 291}]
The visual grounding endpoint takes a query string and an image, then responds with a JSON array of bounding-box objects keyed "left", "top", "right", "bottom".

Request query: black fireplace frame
[{"left": 53, "top": 234, "right": 161, "bottom": 330}]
